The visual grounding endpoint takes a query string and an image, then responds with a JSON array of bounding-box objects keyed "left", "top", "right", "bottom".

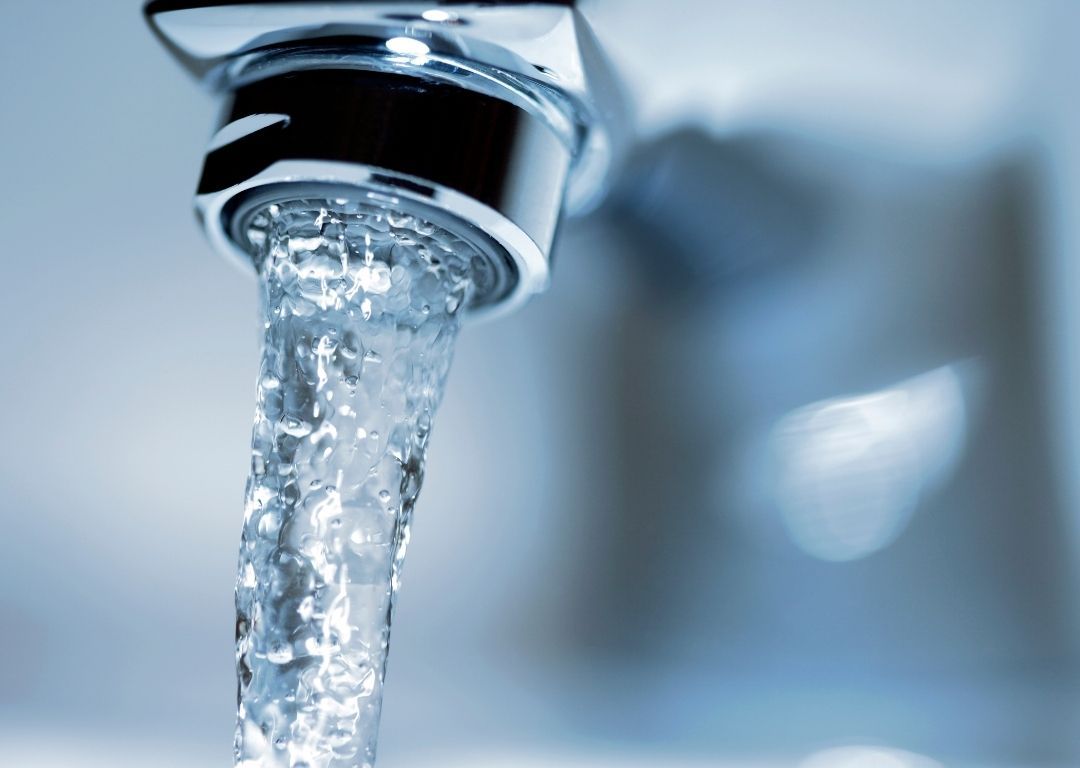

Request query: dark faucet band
[{"left": 201, "top": 67, "right": 570, "bottom": 260}]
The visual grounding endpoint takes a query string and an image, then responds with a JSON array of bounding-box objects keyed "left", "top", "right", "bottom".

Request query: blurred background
[{"left": 3, "top": 1, "right": 1080, "bottom": 766}]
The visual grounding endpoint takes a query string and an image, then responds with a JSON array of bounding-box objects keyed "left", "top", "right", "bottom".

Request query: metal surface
[
  {"left": 143, "top": 1, "right": 622, "bottom": 212},
  {"left": 196, "top": 66, "right": 568, "bottom": 315},
  {"left": 144, "top": 1, "right": 623, "bottom": 316}
]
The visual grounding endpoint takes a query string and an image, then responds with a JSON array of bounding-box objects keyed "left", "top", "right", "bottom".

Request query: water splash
[{"left": 234, "top": 199, "right": 486, "bottom": 767}]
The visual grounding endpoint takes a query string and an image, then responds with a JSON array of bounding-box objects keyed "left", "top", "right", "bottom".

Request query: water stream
[{"left": 233, "top": 198, "right": 487, "bottom": 768}]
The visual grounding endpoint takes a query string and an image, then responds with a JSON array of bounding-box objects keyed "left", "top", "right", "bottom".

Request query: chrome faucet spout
[{"left": 145, "top": 0, "right": 622, "bottom": 318}]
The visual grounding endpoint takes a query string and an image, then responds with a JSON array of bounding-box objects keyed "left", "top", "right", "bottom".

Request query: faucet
[
  {"left": 145, "top": 5, "right": 626, "bottom": 763},
  {"left": 144, "top": 0, "right": 622, "bottom": 317}
]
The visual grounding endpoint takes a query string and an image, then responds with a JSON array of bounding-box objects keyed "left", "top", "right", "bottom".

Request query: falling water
[{"left": 233, "top": 198, "right": 489, "bottom": 768}]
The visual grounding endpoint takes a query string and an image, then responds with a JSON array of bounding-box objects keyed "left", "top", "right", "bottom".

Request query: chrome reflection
[
  {"left": 769, "top": 364, "right": 974, "bottom": 561},
  {"left": 385, "top": 36, "right": 431, "bottom": 58}
]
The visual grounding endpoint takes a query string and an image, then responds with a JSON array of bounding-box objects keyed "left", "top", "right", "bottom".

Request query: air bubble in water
[
  {"left": 279, "top": 417, "right": 313, "bottom": 438},
  {"left": 267, "top": 644, "right": 294, "bottom": 664}
]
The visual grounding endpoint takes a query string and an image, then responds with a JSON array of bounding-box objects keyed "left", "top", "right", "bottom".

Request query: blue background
[{"left": 3, "top": 2, "right": 1080, "bottom": 766}]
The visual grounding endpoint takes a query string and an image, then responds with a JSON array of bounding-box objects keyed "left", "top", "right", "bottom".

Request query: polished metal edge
[
  {"left": 198, "top": 68, "right": 567, "bottom": 316},
  {"left": 197, "top": 160, "right": 551, "bottom": 322},
  {"left": 144, "top": 1, "right": 624, "bottom": 214}
]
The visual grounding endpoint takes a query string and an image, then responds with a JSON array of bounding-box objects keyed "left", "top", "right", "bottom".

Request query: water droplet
[
  {"left": 280, "top": 483, "right": 300, "bottom": 505},
  {"left": 356, "top": 262, "right": 392, "bottom": 294},
  {"left": 296, "top": 596, "right": 315, "bottom": 623},
  {"left": 257, "top": 513, "right": 281, "bottom": 537},
  {"left": 279, "top": 416, "right": 313, "bottom": 438},
  {"left": 378, "top": 490, "right": 391, "bottom": 502},
  {"left": 313, "top": 335, "right": 338, "bottom": 355},
  {"left": 267, "top": 643, "right": 294, "bottom": 664}
]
